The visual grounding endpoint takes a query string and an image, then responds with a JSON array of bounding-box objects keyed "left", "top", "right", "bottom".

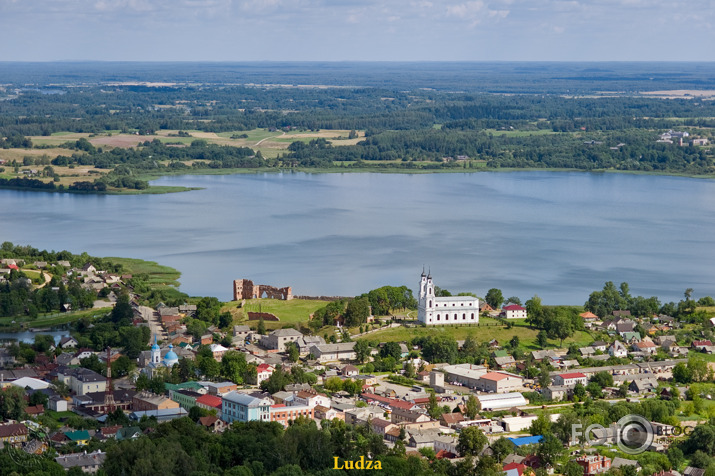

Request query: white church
[{"left": 417, "top": 270, "right": 479, "bottom": 326}]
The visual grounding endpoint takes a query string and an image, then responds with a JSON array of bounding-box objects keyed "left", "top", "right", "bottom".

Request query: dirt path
[{"left": 254, "top": 131, "right": 286, "bottom": 147}]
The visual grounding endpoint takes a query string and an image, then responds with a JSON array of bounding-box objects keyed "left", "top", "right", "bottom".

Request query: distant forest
[{"left": 0, "top": 62, "right": 714, "bottom": 176}]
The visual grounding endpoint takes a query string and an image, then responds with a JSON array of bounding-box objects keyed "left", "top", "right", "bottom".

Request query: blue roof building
[{"left": 508, "top": 435, "right": 543, "bottom": 447}]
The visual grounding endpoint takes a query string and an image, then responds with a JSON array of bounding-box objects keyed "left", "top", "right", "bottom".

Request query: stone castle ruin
[{"left": 233, "top": 279, "right": 292, "bottom": 301}]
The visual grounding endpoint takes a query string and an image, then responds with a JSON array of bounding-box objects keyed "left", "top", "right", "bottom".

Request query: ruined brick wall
[
  {"left": 247, "top": 312, "right": 280, "bottom": 321},
  {"left": 233, "top": 279, "right": 292, "bottom": 301}
]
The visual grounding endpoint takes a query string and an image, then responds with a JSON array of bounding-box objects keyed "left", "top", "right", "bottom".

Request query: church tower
[
  {"left": 151, "top": 334, "right": 160, "bottom": 365},
  {"left": 417, "top": 268, "right": 435, "bottom": 324}
]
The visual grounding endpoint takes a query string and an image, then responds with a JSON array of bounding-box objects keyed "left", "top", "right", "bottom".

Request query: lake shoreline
[{"left": 4, "top": 166, "right": 715, "bottom": 196}]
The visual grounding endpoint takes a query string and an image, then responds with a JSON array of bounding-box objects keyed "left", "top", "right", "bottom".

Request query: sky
[{"left": 0, "top": 0, "right": 713, "bottom": 62}]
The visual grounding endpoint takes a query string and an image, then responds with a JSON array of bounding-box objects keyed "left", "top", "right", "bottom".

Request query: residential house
[
  {"left": 611, "top": 458, "right": 641, "bottom": 473},
  {"left": 296, "top": 335, "right": 326, "bottom": 355},
  {"left": 256, "top": 364, "right": 274, "bottom": 386},
  {"left": 621, "top": 332, "right": 641, "bottom": 343},
  {"left": 629, "top": 378, "right": 659, "bottom": 394},
  {"left": 221, "top": 392, "right": 273, "bottom": 423},
  {"left": 208, "top": 343, "right": 228, "bottom": 362},
  {"left": 196, "top": 394, "right": 223, "bottom": 417},
  {"left": 608, "top": 341, "right": 628, "bottom": 358},
  {"left": 232, "top": 325, "right": 251, "bottom": 343},
  {"left": 592, "top": 341, "right": 608, "bottom": 352},
  {"left": 65, "top": 430, "right": 91, "bottom": 446},
  {"left": 132, "top": 391, "right": 180, "bottom": 412},
  {"left": 408, "top": 429, "right": 442, "bottom": 449},
  {"left": 693, "top": 340, "right": 713, "bottom": 351},
  {"left": 370, "top": 418, "right": 397, "bottom": 436},
  {"left": 309, "top": 342, "right": 357, "bottom": 362},
  {"left": 341, "top": 364, "right": 359, "bottom": 377},
  {"left": 293, "top": 390, "right": 331, "bottom": 408},
  {"left": 543, "top": 385, "right": 572, "bottom": 402},
  {"left": 55, "top": 450, "right": 106, "bottom": 473},
  {"left": 262, "top": 328, "right": 303, "bottom": 352},
  {"left": 207, "top": 382, "right": 238, "bottom": 395},
  {"left": 440, "top": 412, "right": 465, "bottom": 428},
  {"left": 580, "top": 311, "right": 599, "bottom": 323},
  {"left": 501, "top": 305, "right": 527, "bottom": 319},
  {"left": 314, "top": 404, "right": 344, "bottom": 421},
  {"left": 0, "top": 423, "right": 28, "bottom": 447},
  {"left": 59, "top": 336, "right": 78, "bottom": 349},
  {"left": 552, "top": 372, "right": 588, "bottom": 387},
  {"left": 391, "top": 406, "right": 430, "bottom": 425},
  {"left": 579, "top": 347, "right": 596, "bottom": 358},
  {"left": 632, "top": 341, "right": 658, "bottom": 355},
  {"left": 576, "top": 455, "right": 611, "bottom": 476},
  {"left": 56, "top": 366, "right": 106, "bottom": 396},
  {"left": 198, "top": 415, "right": 226, "bottom": 433}
]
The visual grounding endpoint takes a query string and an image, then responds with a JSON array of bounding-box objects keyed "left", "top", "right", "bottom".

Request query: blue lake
[{"left": 1, "top": 171, "right": 714, "bottom": 304}]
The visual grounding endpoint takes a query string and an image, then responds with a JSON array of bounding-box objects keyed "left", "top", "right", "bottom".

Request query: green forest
[{"left": 1, "top": 62, "right": 714, "bottom": 193}]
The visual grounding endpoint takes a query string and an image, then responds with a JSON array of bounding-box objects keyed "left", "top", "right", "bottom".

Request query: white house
[
  {"left": 609, "top": 341, "right": 629, "bottom": 358},
  {"left": 552, "top": 372, "right": 588, "bottom": 387},
  {"left": 417, "top": 271, "right": 479, "bottom": 326},
  {"left": 256, "top": 364, "right": 274, "bottom": 386},
  {"left": 501, "top": 304, "right": 527, "bottom": 319}
]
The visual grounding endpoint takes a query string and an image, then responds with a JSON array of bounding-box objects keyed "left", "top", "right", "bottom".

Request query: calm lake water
[{"left": 2, "top": 171, "right": 714, "bottom": 304}]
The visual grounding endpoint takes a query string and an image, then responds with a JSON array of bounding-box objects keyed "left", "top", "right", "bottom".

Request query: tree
[
  {"left": 586, "top": 381, "right": 603, "bottom": 399},
  {"left": 562, "top": 461, "right": 585, "bottom": 476},
  {"left": 111, "top": 293, "right": 133, "bottom": 324},
  {"left": 509, "top": 335, "right": 520, "bottom": 349},
  {"left": 537, "top": 330, "right": 548, "bottom": 348},
  {"left": 112, "top": 355, "right": 135, "bottom": 377},
  {"left": 427, "top": 391, "right": 442, "bottom": 419},
  {"left": 465, "top": 394, "right": 478, "bottom": 420},
  {"left": 536, "top": 434, "right": 563, "bottom": 467},
  {"left": 257, "top": 317, "right": 266, "bottom": 335},
  {"left": 491, "top": 437, "right": 513, "bottom": 463},
  {"left": 380, "top": 342, "right": 402, "bottom": 360},
  {"left": 286, "top": 342, "right": 299, "bottom": 362},
  {"left": 688, "top": 356, "right": 712, "bottom": 382},
  {"left": 525, "top": 295, "right": 544, "bottom": 328},
  {"left": 673, "top": 362, "right": 692, "bottom": 384},
  {"left": 546, "top": 314, "right": 574, "bottom": 347},
  {"left": 485, "top": 288, "right": 503, "bottom": 310},
  {"left": 261, "top": 365, "right": 290, "bottom": 393},
  {"left": 195, "top": 296, "right": 221, "bottom": 324},
  {"left": 589, "top": 371, "right": 614, "bottom": 388},
  {"left": 573, "top": 382, "right": 586, "bottom": 400},
  {"left": 504, "top": 296, "right": 521, "bottom": 306},
  {"left": 538, "top": 364, "right": 551, "bottom": 389},
  {"left": 529, "top": 413, "right": 551, "bottom": 436},
  {"left": 457, "top": 426, "right": 487, "bottom": 457},
  {"left": 0, "top": 386, "right": 27, "bottom": 420},
  {"left": 344, "top": 297, "right": 370, "bottom": 327},
  {"left": 354, "top": 340, "right": 371, "bottom": 363}
]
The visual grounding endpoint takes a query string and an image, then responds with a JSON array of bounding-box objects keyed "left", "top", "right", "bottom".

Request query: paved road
[{"left": 137, "top": 305, "right": 167, "bottom": 343}]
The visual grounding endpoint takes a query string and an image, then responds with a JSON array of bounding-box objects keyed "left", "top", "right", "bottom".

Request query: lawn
[
  {"left": 0, "top": 307, "right": 111, "bottom": 330},
  {"left": 357, "top": 320, "right": 593, "bottom": 349},
  {"left": 104, "top": 257, "right": 181, "bottom": 287},
  {"left": 222, "top": 298, "right": 327, "bottom": 330}
]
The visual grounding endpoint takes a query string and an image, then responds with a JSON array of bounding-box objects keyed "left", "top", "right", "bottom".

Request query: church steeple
[{"left": 151, "top": 334, "right": 160, "bottom": 364}]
